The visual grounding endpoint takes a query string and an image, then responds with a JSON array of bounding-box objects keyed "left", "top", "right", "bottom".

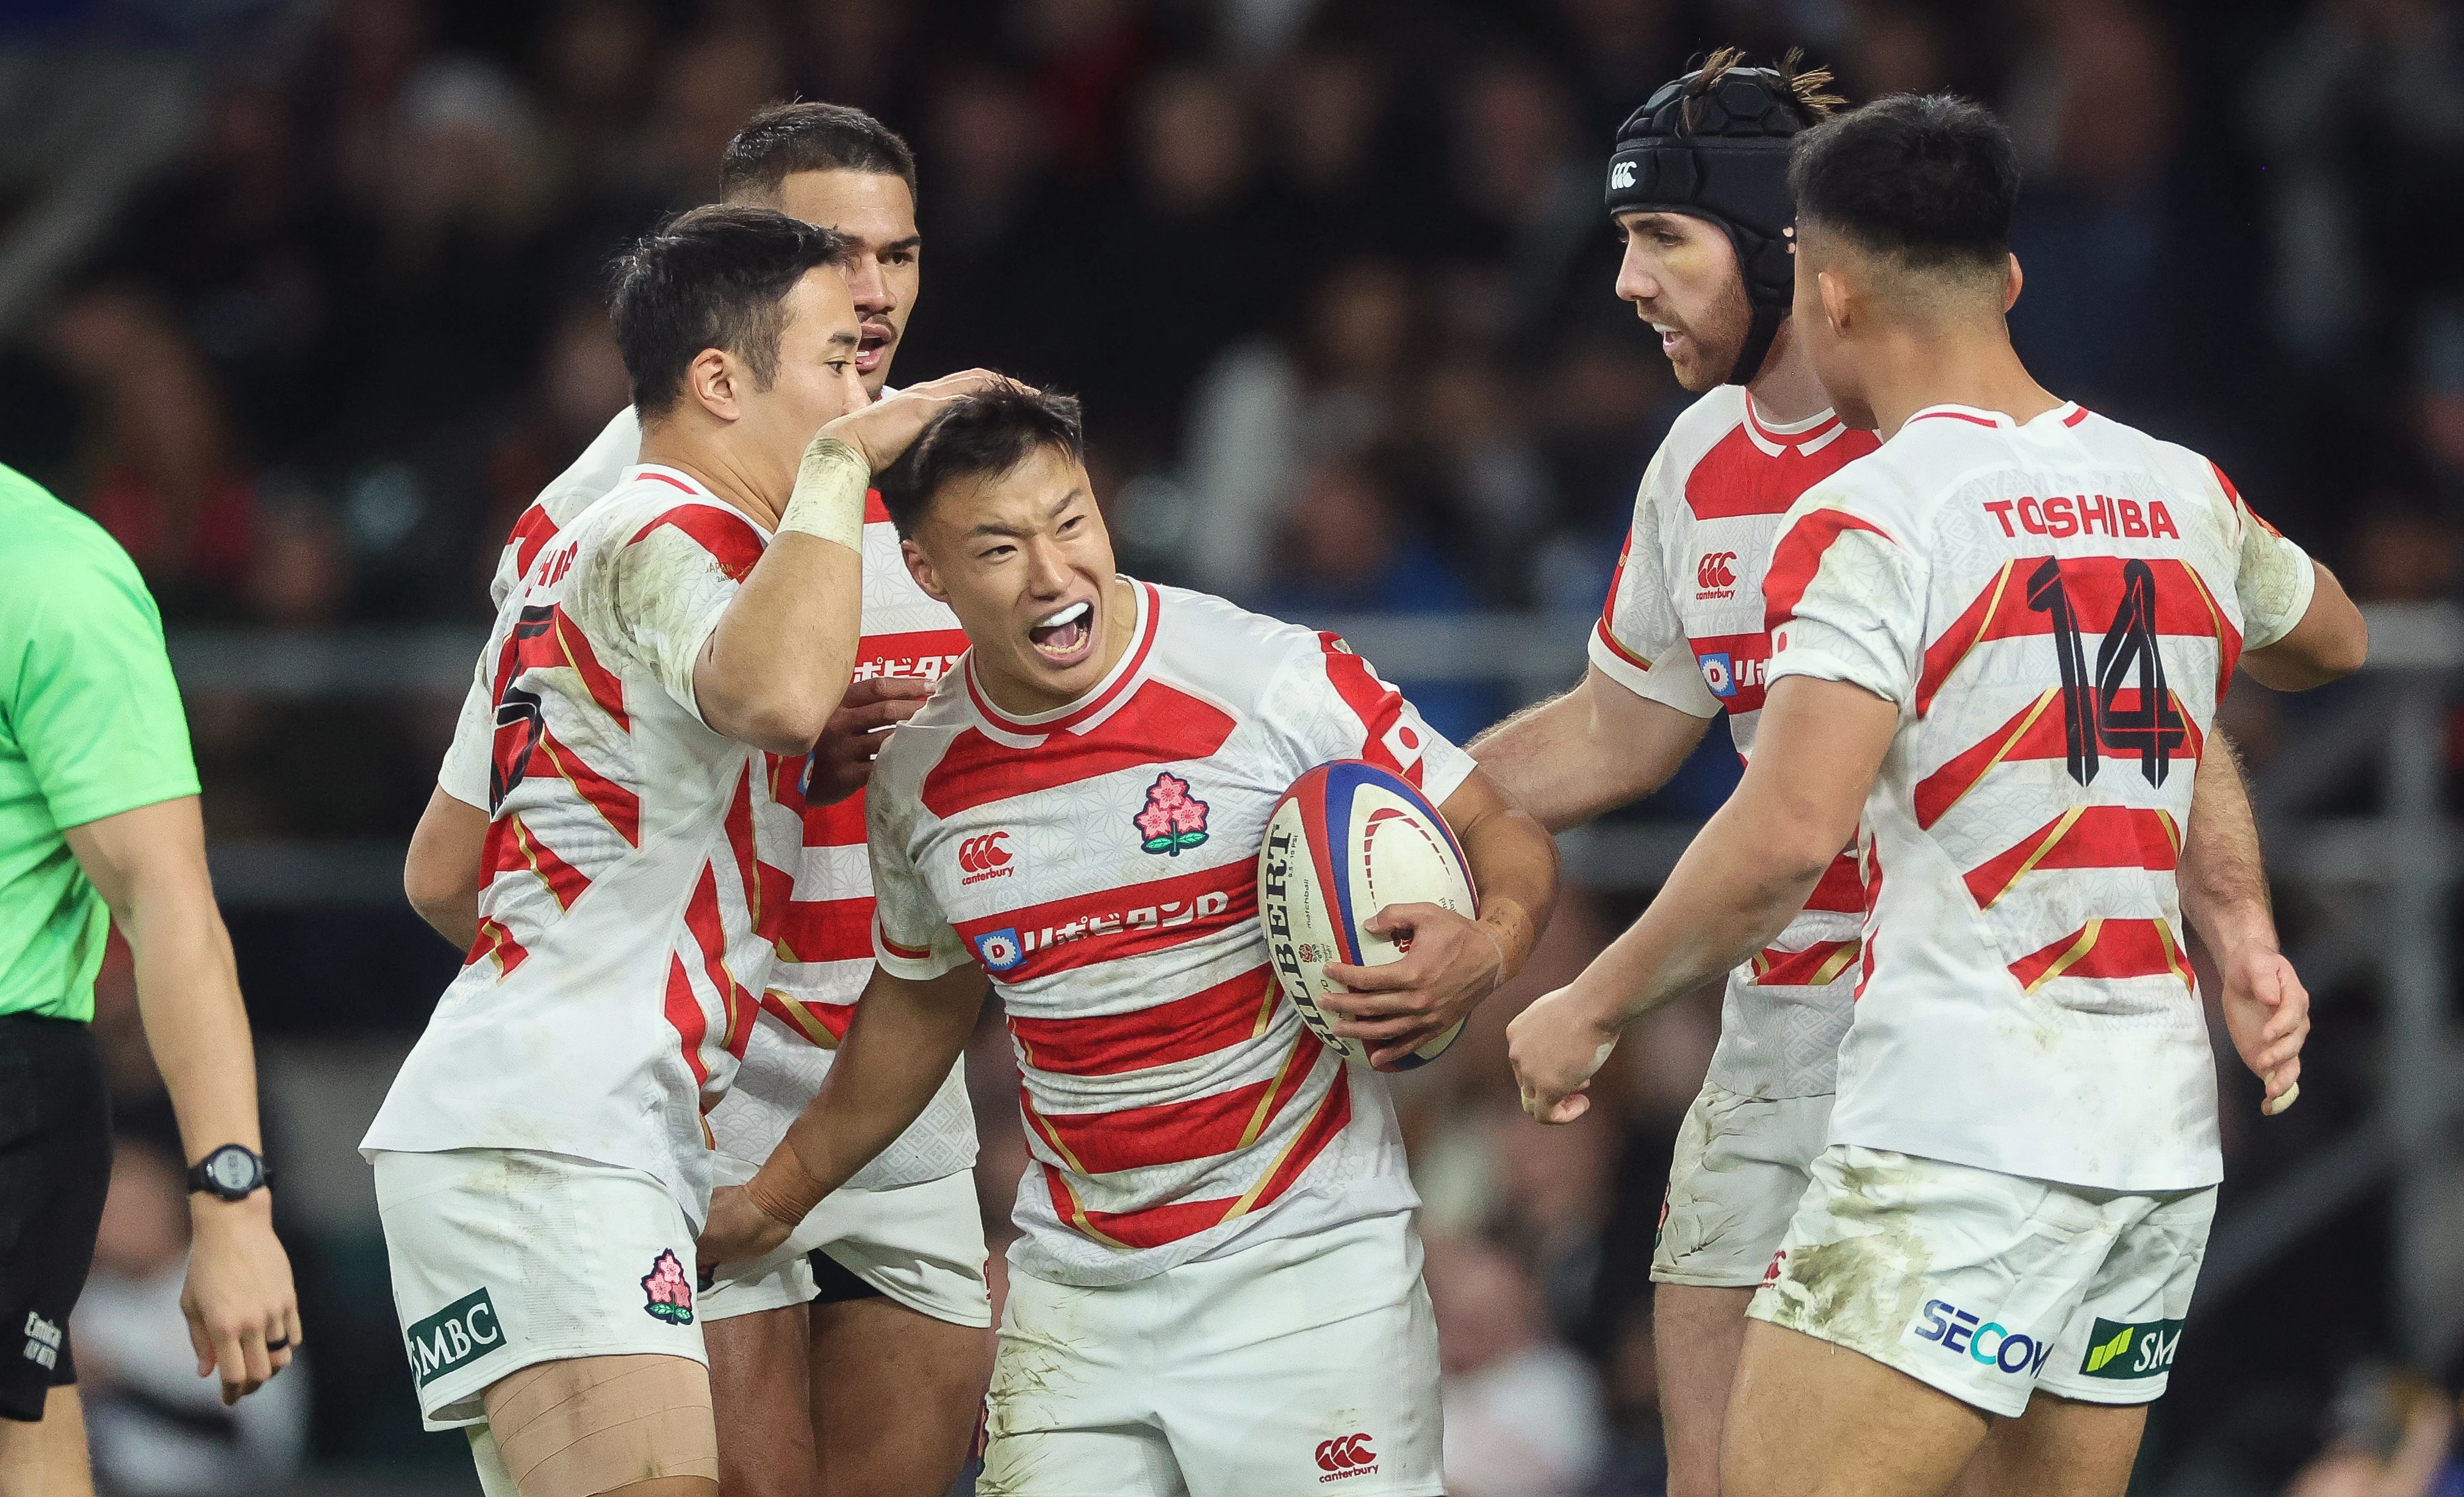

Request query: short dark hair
[
  {"left": 876, "top": 384, "right": 1085, "bottom": 537},
  {"left": 720, "top": 102, "right": 918, "bottom": 204},
  {"left": 607, "top": 205, "right": 854, "bottom": 420},
  {"left": 1787, "top": 93, "right": 2019, "bottom": 275}
]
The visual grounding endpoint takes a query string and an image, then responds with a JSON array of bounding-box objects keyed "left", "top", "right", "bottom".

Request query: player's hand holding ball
[
  {"left": 1320, "top": 905, "right": 1507, "bottom": 1071},
  {"left": 1507, "top": 983, "right": 1623, "bottom": 1125}
]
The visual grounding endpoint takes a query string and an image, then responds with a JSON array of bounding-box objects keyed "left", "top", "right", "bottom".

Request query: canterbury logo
[
  {"left": 1316, "top": 1433, "right": 1377, "bottom": 1473},
  {"left": 1609, "top": 161, "right": 1636, "bottom": 189},
  {"left": 957, "top": 833, "right": 1014, "bottom": 882},
  {"left": 1697, "top": 551, "right": 1737, "bottom": 591}
]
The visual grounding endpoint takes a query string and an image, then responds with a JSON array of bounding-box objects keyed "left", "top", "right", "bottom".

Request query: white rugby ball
[{"left": 1258, "top": 759, "right": 1478, "bottom": 1069}]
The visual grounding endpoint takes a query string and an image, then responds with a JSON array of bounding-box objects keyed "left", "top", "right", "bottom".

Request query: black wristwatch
[{"left": 187, "top": 1144, "right": 273, "bottom": 1202}]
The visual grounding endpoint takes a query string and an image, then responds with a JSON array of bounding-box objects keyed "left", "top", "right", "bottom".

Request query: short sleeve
[
  {"left": 1762, "top": 495, "right": 1925, "bottom": 710},
  {"left": 604, "top": 506, "right": 767, "bottom": 725},
  {"left": 1588, "top": 451, "right": 1714, "bottom": 717},
  {"left": 437, "top": 648, "right": 494, "bottom": 809},
  {"left": 5, "top": 553, "right": 199, "bottom": 829},
  {"left": 865, "top": 781, "right": 971, "bottom": 980},
  {"left": 2214, "top": 467, "right": 2316, "bottom": 651},
  {"left": 1262, "top": 633, "right": 1478, "bottom": 807}
]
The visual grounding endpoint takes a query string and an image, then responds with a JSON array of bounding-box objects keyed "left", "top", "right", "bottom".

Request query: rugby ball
[{"left": 1259, "top": 760, "right": 1478, "bottom": 1069}]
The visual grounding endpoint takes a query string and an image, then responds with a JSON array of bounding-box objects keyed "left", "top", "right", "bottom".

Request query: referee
[{"left": 0, "top": 462, "right": 299, "bottom": 1494}]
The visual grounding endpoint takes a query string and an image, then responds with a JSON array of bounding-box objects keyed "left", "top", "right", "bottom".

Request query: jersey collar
[
  {"left": 627, "top": 462, "right": 716, "bottom": 498},
  {"left": 964, "top": 577, "right": 1158, "bottom": 740},
  {"left": 1905, "top": 401, "right": 2088, "bottom": 431},
  {"left": 1743, "top": 393, "right": 1850, "bottom": 456}
]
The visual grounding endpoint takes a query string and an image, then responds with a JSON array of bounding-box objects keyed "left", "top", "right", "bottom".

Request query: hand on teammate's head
[{"left": 821, "top": 369, "right": 1030, "bottom": 471}]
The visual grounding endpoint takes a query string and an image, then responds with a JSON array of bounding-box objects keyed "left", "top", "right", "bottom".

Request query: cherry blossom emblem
[{"left": 1134, "top": 771, "right": 1210, "bottom": 856}]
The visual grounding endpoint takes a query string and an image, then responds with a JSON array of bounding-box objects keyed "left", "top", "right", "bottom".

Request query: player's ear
[
  {"left": 686, "top": 347, "right": 739, "bottom": 422},
  {"left": 902, "top": 536, "right": 949, "bottom": 605},
  {"left": 2003, "top": 253, "right": 2024, "bottom": 314},
  {"left": 1818, "top": 265, "right": 1853, "bottom": 337}
]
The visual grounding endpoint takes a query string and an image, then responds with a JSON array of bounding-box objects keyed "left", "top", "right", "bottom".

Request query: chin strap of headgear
[{"left": 1604, "top": 65, "right": 1811, "bottom": 386}]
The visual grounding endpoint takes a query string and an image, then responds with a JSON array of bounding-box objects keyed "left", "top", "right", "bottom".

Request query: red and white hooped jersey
[
  {"left": 1764, "top": 401, "right": 2317, "bottom": 1191},
  {"left": 365, "top": 464, "right": 783, "bottom": 1225},
  {"left": 867, "top": 580, "right": 1475, "bottom": 1287},
  {"left": 1592, "top": 387, "right": 1880, "bottom": 1099},
  {"left": 434, "top": 403, "right": 980, "bottom": 1193}
]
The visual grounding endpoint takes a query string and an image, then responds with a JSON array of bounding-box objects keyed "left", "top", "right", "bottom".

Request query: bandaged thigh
[
  {"left": 468, "top": 1426, "right": 522, "bottom": 1497},
  {"left": 483, "top": 1353, "right": 719, "bottom": 1496}
]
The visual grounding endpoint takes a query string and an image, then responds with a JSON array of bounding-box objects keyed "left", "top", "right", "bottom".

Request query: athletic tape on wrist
[{"left": 778, "top": 434, "right": 870, "bottom": 551}]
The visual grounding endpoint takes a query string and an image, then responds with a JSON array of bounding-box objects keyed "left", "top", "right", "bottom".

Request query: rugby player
[
  {"left": 364, "top": 205, "right": 995, "bottom": 1497},
  {"left": 402, "top": 106, "right": 991, "bottom": 1497},
  {"left": 700, "top": 385, "right": 1562, "bottom": 1496},
  {"left": 1470, "top": 52, "right": 2332, "bottom": 1497},
  {"left": 1510, "top": 96, "right": 2368, "bottom": 1497}
]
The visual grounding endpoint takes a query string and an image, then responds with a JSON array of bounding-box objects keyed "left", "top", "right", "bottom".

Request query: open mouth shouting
[
  {"left": 856, "top": 317, "right": 897, "bottom": 378},
  {"left": 1028, "top": 599, "right": 1096, "bottom": 666}
]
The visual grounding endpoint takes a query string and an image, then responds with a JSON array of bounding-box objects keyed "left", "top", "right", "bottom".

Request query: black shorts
[
  {"left": 0, "top": 1014, "right": 111, "bottom": 1421},
  {"left": 808, "top": 1247, "right": 885, "bottom": 1305}
]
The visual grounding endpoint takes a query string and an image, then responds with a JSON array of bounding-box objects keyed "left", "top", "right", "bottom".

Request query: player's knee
[{"left": 484, "top": 1354, "right": 718, "bottom": 1497}]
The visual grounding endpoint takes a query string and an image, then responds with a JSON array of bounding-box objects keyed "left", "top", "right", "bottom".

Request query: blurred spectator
[
  {"left": 2282, "top": 1367, "right": 2460, "bottom": 1497},
  {"left": 1592, "top": 1298, "right": 1668, "bottom": 1497},
  {"left": 2349, "top": 501, "right": 2461, "bottom": 602},
  {"left": 2246, "top": 0, "right": 2464, "bottom": 374},
  {"left": 1073, "top": 65, "right": 1288, "bottom": 445},
  {"left": 46, "top": 285, "right": 267, "bottom": 620},
  {"left": 1259, "top": 451, "right": 1506, "bottom": 741},
  {"left": 2002, "top": 0, "right": 2180, "bottom": 406},
  {"left": 1177, "top": 255, "right": 1421, "bottom": 600},
  {"left": 71, "top": 1141, "right": 309, "bottom": 1495},
  {"left": 1424, "top": 1234, "right": 1609, "bottom": 1497}
]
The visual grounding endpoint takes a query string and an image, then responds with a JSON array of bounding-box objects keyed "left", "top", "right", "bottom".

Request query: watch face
[{"left": 206, "top": 1149, "right": 257, "bottom": 1193}]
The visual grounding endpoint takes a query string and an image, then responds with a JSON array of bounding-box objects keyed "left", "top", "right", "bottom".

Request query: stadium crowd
[{"left": 10, "top": 0, "right": 2464, "bottom": 1493}]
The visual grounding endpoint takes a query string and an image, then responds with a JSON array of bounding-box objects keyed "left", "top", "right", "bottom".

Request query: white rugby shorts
[
  {"left": 698, "top": 1168, "right": 991, "bottom": 1329},
  {"left": 373, "top": 1148, "right": 705, "bottom": 1430},
  {"left": 977, "top": 1210, "right": 1444, "bottom": 1497},
  {"left": 1651, "top": 1081, "right": 1834, "bottom": 1288},
  {"left": 1748, "top": 1145, "right": 2215, "bottom": 1418}
]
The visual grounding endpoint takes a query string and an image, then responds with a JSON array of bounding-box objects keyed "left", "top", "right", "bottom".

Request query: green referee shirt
[{"left": 0, "top": 463, "right": 200, "bottom": 1023}]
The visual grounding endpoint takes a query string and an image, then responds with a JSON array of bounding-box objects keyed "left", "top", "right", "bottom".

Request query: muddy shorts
[
  {"left": 1747, "top": 1145, "right": 2216, "bottom": 1418},
  {"left": 978, "top": 1210, "right": 1443, "bottom": 1496},
  {"left": 373, "top": 1147, "right": 706, "bottom": 1429},
  {"left": 1651, "top": 1080, "right": 1833, "bottom": 1288}
]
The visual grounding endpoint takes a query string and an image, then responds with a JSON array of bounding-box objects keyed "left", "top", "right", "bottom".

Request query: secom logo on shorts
[
  {"left": 2080, "top": 1316, "right": 2183, "bottom": 1380},
  {"left": 404, "top": 1287, "right": 505, "bottom": 1387},
  {"left": 1911, "top": 1299, "right": 2054, "bottom": 1377}
]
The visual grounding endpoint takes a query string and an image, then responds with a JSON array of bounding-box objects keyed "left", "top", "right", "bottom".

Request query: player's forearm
[
  {"left": 696, "top": 531, "right": 864, "bottom": 753},
  {"left": 1468, "top": 670, "right": 1703, "bottom": 831},
  {"left": 1455, "top": 799, "right": 1561, "bottom": 980},
  {"left": 1569, "top": 799, "right": 1829, "bottom": 1032},
  {"left": 2178, "top": 733, "right": 2278, "bottom": 958},
  {"left": 2241, "top": 561, "right": 2368, "bottom": 691},
  {"left": 745, "top": 967, "right": 983, "bottom": 1224}
]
